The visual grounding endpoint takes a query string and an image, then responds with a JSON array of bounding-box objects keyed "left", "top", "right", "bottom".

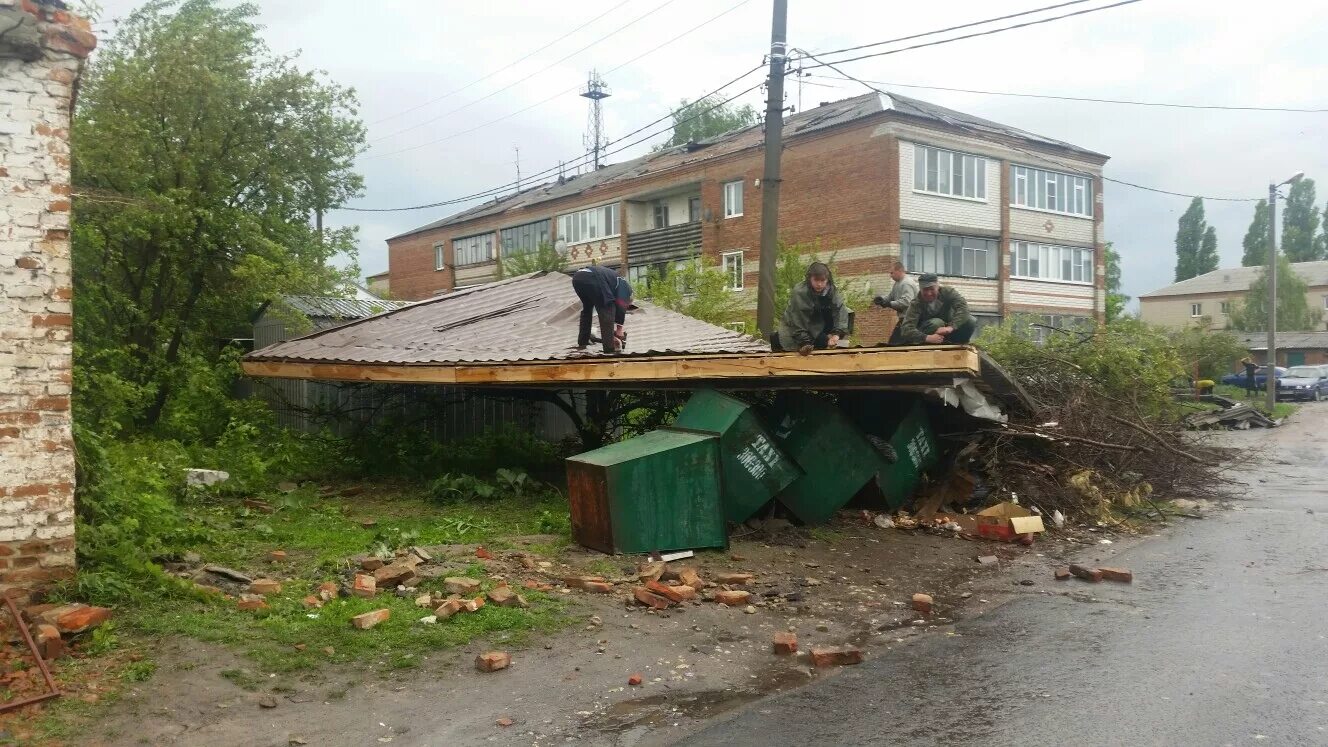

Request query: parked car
[
  {"left": 1219, "top": 365, "right": 1286, "bottom": 389},
  {"left": 1276, "top": 365, "right": 1328, "bottom": 401}
]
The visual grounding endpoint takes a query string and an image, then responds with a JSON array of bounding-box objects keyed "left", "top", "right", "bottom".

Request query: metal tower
[{"left": 580, "top": 70, "right": 611, "bottom": 170}]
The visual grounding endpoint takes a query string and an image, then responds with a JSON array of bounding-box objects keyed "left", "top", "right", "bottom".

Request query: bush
[{"left": 1169, "top": 327, "right": 1247, "bottom": 381}]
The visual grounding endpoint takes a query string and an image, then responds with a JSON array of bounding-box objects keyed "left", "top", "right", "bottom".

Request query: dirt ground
[{"left": 67, "top": 512, "right": 1168, "bottom": 747}]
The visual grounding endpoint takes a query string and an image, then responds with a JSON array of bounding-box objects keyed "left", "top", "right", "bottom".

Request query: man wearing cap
[
  {"left": 572, "top": 263, "right": 633, "bottom": 353},
  {"left": 872, "top": 261, "right": 918, "bottom": 345},
  {"left": 898, "top": 273, "right": 977, "bottom": 345}
]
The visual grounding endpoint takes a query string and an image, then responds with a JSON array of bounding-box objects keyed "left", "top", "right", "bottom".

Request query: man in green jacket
[
  {"left": 898, "top": 273, "right": 977, "bottom": 345},
  {"left": 771, "top": 262, "right": 849, "bottom": 355}
]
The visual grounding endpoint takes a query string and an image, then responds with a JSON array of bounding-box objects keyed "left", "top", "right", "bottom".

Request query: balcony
[{"left": 626, "top": 221, "right": 703, "bottom": 264}]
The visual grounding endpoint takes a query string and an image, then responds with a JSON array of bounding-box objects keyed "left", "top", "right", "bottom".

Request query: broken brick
[
  {"left": 249, "top": 578, "right": 282, "bottom": 596},
  {"left": 434, "top": 599, "right": 465, "bottom": 620},
  {"left": 301, "top": 595, "right": 322, "bottom": 609},
  {"left": 496, "top": 717, "right": 514, "bottom": 727},
  {"left": 772, "top": 631, "right": 798, "bottom": 655},
  {"left": 43, "top": 604, "right": 112, "bottom": 634},
  {"left": 1069, "top": 564, "right": 1103, "bottom": 583},
  {"left": 679, "top": 567, "right": 704, "bottom": 590},
  {"left": 410, "top": 546, "right": 433, "bottom": 563},
  {"left": 713, "top": 590, "right": 751, "bottom": 607},
  {"left": 1054, "top": 568, "right": 1072, "bottom": 580},
  {"left": 268, "top": 550, "right": 287, "bottom": 562},
  {"left": 317, "top": 581, "right": 339, "bottom": 601},
  {"left": 912, "top": 593, "right": 933, "bottom": 615},
  {"left": 360, "top": 557, "right": 385, "bottom": 571},
  {"left": 475, "top": 546, "right": 494, "bottom": 560},
  {"left": 445, "top": 577, "right": 482, "bottom": 595},
  {"left": 414, "top": 594, "right": 434, "bottom": 608},
  {"left": 713, "top": 572, "right": 754, "bottom": 585},
  {"left": 564, "top": 576, "right": 612, "bottom": 593},
  {"left": 351, "top": 608, "right": 390, "bottom": 630},
  {"left": 810, "top": 645, "right": 863, "bottom": 667},
  {"left": 352, "top": 573, "right": 377, "bottom": 598},
  {"left": 1099, "top": 567, "right": 1133, "bottom": 583},
  {"left": 475, "top": 651, "right": 511, "bottom": 672},
  {"left": 645, "top": 579, "right": 696, "bottom": 603},
  {"left": 372, "top": 563, "right": 416, "bottom": 587},
  {"left": 518, "top": 555, "right": 537, "bottom": 570},
  {"left": 523, "top": 579, "right": 553, "bottom": 591},
  {"left": 637, "top": 562, "right": 665, "bottom": 582},
  {"left": 977, "top": 555, "right": 999, "bottom": 566},
  {"left": 237, "top": 594, "right": 268, "bottom": 612},
  {"left": 34, "top": 624, "right": 62, "bottom": 660},
  {"left": 633, "top": 587, "right": 673, "bottom": 610},
  {"left": 487, "top": 587, "right": 530, "bottom": 608},
  {"left": 628, "top": 673, "right": 643, "bottom": 686},
  {"left": 463, "top": 596, "right": 486, "bottom": 613}
]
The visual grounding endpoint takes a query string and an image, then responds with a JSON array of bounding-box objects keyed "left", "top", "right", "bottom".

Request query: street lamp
[{"left": 1266, "top": 171, "right": 1304, "bottom": 411}]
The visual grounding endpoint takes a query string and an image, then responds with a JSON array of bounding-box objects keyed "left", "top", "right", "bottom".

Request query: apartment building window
[
  {"left": 1190, "top": 303, "right": 1203, "bottom": 317},
  {"left": 452, "top": 233, "right": 494, "bottom": 266},
  {"left": 723, "top": 180, "right": 744, "bottom": 218},
  {"left": 434, "top": 242, "right": 445, "bottom": 271},
  {"left": 1322, "top": 295, "right": 1328, "bottom": 310},
  {"left": 902, "top": 231, "right": 998, "bottom": 279},
  {"left": 1011, "top": 165, "right": 1092, "bottom": 217},
  {"left": 557, "top": 204, "right": 619, "bottom": 245},
  {"left": 628, "top": 258, "right": 697, "bottom": 295},
  {"left": 689, "top": 197, "right": 702, "bottom": 223},
  {"left": 913, "top": 144, "right": 986, "bottom": 200},
  {"left": 1220, "top": 301, "right": 1231, "bottom": 314},
  {"left": 499, "top": 219, "right": 551, "bottom": 257},
  {"left": 1011, "top": 241, "right": 1093, "bottom": 283},
  {"left": 721, "top": 251, "right": 744, "bottom": 290},
  {"left": 652, "top": 201, "right": 670, "bottom": 229}
]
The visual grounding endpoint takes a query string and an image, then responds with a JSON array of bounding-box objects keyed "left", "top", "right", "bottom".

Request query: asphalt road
[{"left": 677, "top": 405, "right": 1328, "bottom": 747}]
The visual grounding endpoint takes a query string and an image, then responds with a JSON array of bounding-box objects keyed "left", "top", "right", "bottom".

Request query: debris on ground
[
  {"left": 184, "top": 468, "right": 230, "bottom": 486},
  {"left": 351, "top": 609, "right": 390, "bottom": 630},
  {"left": 1068, "top": 564, "right": 1103, "bottom": 583},
  {"left": 809, "top": 646, "right": 863, "bottom": 667},
  {"left": 1183, "top": 396, "right": 1278, "bottom": 430},
  {"left": 772, "top": 632, "right": 798, "bottom": 654},
  {"left": 475, "top": 651, "right": 511, "bottom": 673},
  {"left": 1099, "top": 567, "right": 1133, "bottom": 583},
  {"left": 911, "top": 593, "right": 933, "bottom": 614}
]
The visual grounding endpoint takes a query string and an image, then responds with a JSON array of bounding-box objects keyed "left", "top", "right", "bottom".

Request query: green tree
[
  {"left": 1228, "top": 254, "right": 1325, "bottom": 331},
  {"left": 1173, "top": 197, "right": 1207, "bottom": 282},
  {"left": 640, "top": 257, "right": 748, "bottom": 330},
  {"left": 654, "top": 95, "right": 760, "bottom": 150},
  {"left": 1169, "top": 327, "right": 1246, "bottom": 381},
  {"left": 1241, "top": 199, "right": 1270, "bottom": 267},
  {"left": 498, "top": 243, "right": 567, "bottom": 277},
  {"left": 1281, "top": 178, "right": 1322, "bottom": 262},
  {"left": 1197, "top": 226, "right": 1219, "bottom": 276},
  {"left": 72, "top": 0, "right": 366, "bottom": 431},
  {"left": 1104, "top": 242, "right": 1129, "bottom": 322}
]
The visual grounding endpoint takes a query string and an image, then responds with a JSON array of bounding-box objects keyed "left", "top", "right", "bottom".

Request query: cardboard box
[{"left": 975, "top": 502, "right": 1045, "bottom": 541}]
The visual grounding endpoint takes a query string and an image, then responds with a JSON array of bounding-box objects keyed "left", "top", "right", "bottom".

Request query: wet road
[{"left": 677, "top": 405, "right": 1328, "bottom": 747}]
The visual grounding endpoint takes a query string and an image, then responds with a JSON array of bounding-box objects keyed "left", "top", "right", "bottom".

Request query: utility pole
[
  {"left": 514, "top": 145, "right": 521, "bottom": 192},
  {"left": 755, "top": 0, "right": 788, "bottom": 337},
  {"left": 1267, "top": 171, "right": 1305, "bottom": 412}
]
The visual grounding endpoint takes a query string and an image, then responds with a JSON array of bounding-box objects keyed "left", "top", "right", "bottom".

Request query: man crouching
[
  {"left": 898, "top": 273, "right": 976, "bottom": 345},
  {"left": 770, "top": 262, "right": 848, "bottom": 356}
]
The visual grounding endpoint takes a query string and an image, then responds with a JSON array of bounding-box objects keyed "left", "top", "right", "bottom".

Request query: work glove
[{"left": 872, "top": 295, "right": 888, "bottom": 308}]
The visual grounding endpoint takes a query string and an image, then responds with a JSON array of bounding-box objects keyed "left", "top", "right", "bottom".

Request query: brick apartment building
[{"left": 385, "top": 92, "right": 1109, "bottom": 343}]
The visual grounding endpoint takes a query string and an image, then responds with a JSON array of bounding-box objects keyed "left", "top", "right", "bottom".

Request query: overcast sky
[{"left": 90, "top": 0, "right": 1328, "bottom": 304}]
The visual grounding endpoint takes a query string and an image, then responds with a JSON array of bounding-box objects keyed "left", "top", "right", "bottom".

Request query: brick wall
[{"left": 0, "top": 0, "right": 95, "bottom": 600}]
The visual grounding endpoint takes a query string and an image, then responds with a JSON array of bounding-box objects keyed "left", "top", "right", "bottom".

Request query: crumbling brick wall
[{"left": 0, "top": 0, "right": 95, "bottom": 599}]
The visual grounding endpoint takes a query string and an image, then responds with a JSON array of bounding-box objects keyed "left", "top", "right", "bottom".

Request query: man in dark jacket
[
  {"left": 899, "top": 273, "right": 976, "bottom": 345},
  {"left": 771, "top": 262, "right": 849, "bottom": 355},
  {"left": 572, "top": 263, "right": 633, "bottom": 353}
]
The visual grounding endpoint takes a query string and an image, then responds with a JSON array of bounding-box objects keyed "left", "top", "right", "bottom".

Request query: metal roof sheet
[
  {"left": 1140, "top": 261, "right": 1328, "bottom": 298},
  {"left": 279, "top": 295, "right": 411, "bottom": 320},
  {"left": 1235, "top": 331, "right": 1328, "bottom": 351},
  {"left": 247, "top": 272, "right": 770, "bottom": 365}
]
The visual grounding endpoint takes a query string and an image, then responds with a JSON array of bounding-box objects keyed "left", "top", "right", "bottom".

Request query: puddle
[{"left": 584, "top": 666, "right": 814, "bottom": 735}]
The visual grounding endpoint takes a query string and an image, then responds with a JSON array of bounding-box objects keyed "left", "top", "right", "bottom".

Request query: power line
[
  {"left": 800, "top": 0, "right": 1144, "bottom": 71},
  {"left": 341, "top": 69, "right": 765, "bottom": 212},
  {"left": 801, "top": 74, "right": 1328, "bottom": 114},
  {"left": 369, "top": 0, "right": 678, "bottom": 144},
  {"left": 369, "top": 0, "right": 633, "bottom": 126},
  {"left": 363, "top": 0, "right": 752, "bottom": 160},
  {"left": 801, "top": 52, "right": 1260, "bottom": 203}
]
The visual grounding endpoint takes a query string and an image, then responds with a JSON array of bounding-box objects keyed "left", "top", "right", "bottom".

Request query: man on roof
[
  {"left": 771, "top": 261, "right": 849, "bottom": 356},
  {"left": 897, "top": 273, "right": 977, "bottom": 346},
  {"left": 572, "top": 261, "right": 633, "bottom": 353}
]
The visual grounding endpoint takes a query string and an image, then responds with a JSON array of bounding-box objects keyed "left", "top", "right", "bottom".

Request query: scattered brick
[
  {"left": 435, "top": 599, "right": 465, "bottom": 620},
  {"left": 487, "top": 587, "right": 530, "bottom": 608},
  {"left": 373, "top": 563, "right": 417, "bottom": 587},
  {"left": 268, "top": 550, "right": 287, "bottom": 562},
  {"left": 237, "top": 594, "right": 268, "bottom": 611},
  {"left": 35, "top": 624, "right": 63, "bottom": 660},
  {"left": 1069, "top": 564, "right": 1103, "bottom": 583},
  {"left": 637, "top": 562, "right": 665, "bottom": 582},
  {"left": 1054, "top": 568, "right": 1072, "bottom": 581},
  {"left": 633, "top": 587, "right": 673, "bottom": 610},
  {"left": 462, "top": 596, "right": 486, "bottom": 613},
  {"left": 293, "top": 644, "right": 307, "bottom": 652},
  {"left": 977, "top": 555, "right": 999, "bottom": 566},
  {"left": 410, "top": 546, "right": 433, "bottom": 563},
  {"left": 1098, "top": 567, "right": 1133, "bottom": 583},
  {"left": 351, "top": 608, "right": 391, "bottom": 630},
  {"left": 317, "top": 581, "right": 339, "bottom": 601},
  {"left": 249, "top": 579, "right": 282, "bottom": 596},
  {"left": 628, "top": 673, "right": 643, "bottom": 686},
  {"left": 301, "top": 595, "right": 322, "bottom": 609},
  {"left": 414, "top": 594, "right": 434, "bottom": 608},
  {"left": 646, "top": 579, "right": 696, "bottom": 603},
  {"left": 810, "top": 646, "right": 863, "bottom": 667},
  {"left": 496, "top": 717, "right": 514, "bottom": 727},
  {"left": 518, "top": 554, "right": 538, "bottom": 570},
  {"left": 475, "top": 546, "right": 494, "bottom": 560},
  {"left": 523, "top": 579, "right": 553, "bottom": 591},
  {"left": 714, "top": 590, "right": 751, "bottom": 606},
  {"left": 39, "top": 604, "right": 112, "bottom": 634},
  {"left": 679, "top": 567, "right": 704, "bottom": 590},
  {"left": 445, "top": 577, "right": 482, "bottom": 595},
  {"left": 912, "top": 593, "right": 933, "bottom": 614},
  {"left": 352, "top": 573, "right": 377, "bottom": 598},
  {"left": 475, "top": 651, "right": 511, "bottom": 672},
  {"left": 564, "top": 576, "right": 613, "bottom": 593},
  {"left": 772, "top": 632, "right": 798, "bottom": 655},
  {"left": 713, "top": 572, "right": 755, "bottom": 585},
  {"left": 360, "top": 557, "right": 385, "bottom": 571}
]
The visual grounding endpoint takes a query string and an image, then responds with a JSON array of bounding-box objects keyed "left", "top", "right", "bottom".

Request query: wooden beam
[{"left": 241, "top": 347, "right": 982, "bottom": 388}]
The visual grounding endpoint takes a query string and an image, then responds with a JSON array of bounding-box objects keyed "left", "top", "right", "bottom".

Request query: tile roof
[
  {"left": 1235, "top": 331, "right": 1328, "bottom": 351},
  {"left": 1140, "top": 260, "right": 1328, "bottom": 298},
  {"left": 391, "top": 92, "right": 1105, "bottom": 240},
  {"left": 247, "top": 272, "right": 770, "bottom": 365}
]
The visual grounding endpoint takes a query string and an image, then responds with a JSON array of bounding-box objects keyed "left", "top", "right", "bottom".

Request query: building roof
[
  {"left": 390, "top": 92, "right": 1106, "bottom": 241},
  {"left": 278, "top": 294, "right": 410, "bottom": 321},
  {"left": 1235, "top": 331, "right": 1328, "bottom": 351},
  {"left": 1140, "top": 260, "right": 1328, "bottom": 299},
  {"left": 246, "top": 271, "right": 770, "bottom": 365}
]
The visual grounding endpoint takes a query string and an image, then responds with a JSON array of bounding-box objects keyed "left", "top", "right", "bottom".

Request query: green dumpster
[
  {"left": 765, "top": 393, "right": 891, "bottom": 525},
  {"left": 672, "top": 390, "right": 801, "bottom": 524},
  {"left": 876, "top": 400, "right": 939, "bottom": 509},
  {"left": 566, "top": 430, "right": 727, "bottom": 555}
]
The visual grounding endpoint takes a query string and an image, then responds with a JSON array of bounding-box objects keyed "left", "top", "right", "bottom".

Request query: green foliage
[
  {"left": 773, "top": 242, "right": 872, "bottom": 336},
  {"left": 1169, "top": 327, "right": 1246, "bottom": 380},
  {"left": 427, "top": 468, "right": 545, "bottom": 505},
  {"left": 1228, "top": 254, "right": 1325, "bottom": 331},
  {"left": 641, "top": 256, "right": 749, "bottom": 330},
  {"left": 1281, "top": 178, "right": 1323, "bottom": 262},
  {"left": 1242, "top": 199, "right": 1271, "bottom": 267},
  {"left": 1174, "top": 197, "right": 1207, "bottom": 282},
  {"left": 350, "top": 425, "right": 562, "bottom": 481},
  {"left": 654, "top": 95, "right": 760, "bottom": 150},
  {"left": 499, "top": 243, "right": 568, "bottom": 277},
  {"left": 72, "top": 0, "right": 366, "bottom": 429},
  {"left": 1104, "top": 242, "right": 1129, "bottom": 322},
  {"left": 1198, "top": 226, "right": 1219, "bottom": 276}
]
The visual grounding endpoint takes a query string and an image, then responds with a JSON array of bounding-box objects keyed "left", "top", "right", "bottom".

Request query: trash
[
  {"left": 975, "top": 501, "right": 1045, "bottom": 541},
  {"left": 417, "top": 615, "right": 437, "bottom": 625},
  {"left": 1051, "top": 510, "right": 1066, "bottom": 528},
  {"left": 1098, "top": 539, "right": 1113, "bottom": 545},
  {"left": 185, "top": 468, "right": 230, "bottom": 486},
  {"left": 872, "top": 514, "right": 894, "bottom": 530},
  {"left": 657, "top": 550, "right": 695, "bottom": 562}
]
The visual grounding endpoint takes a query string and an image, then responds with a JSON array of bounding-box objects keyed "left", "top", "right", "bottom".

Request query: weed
[
  {"left": 121, "top": 660, "right": 156, "bottom": 682},
  {"left": 220, "top": 668, "right": 262, "bottom": 691}
]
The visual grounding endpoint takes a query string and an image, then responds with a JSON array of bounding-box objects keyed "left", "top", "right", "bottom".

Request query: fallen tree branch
[{"left": 1105, "top": 413, "right": 1204, "bottom": 464}]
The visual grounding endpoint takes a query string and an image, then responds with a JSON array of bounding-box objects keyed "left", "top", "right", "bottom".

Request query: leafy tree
[
  {"left": 1169, "top": 327, "right": 1246, "bottom": 381},
  {"left": 72, "top": 0, "right": 366, "bottom": 432},
  {"left": 772, "top": 242, "right": 871, "bottom": 328},
  {"left": 1281, "top": 178, "right": 1322, "bottom": 262},
  {"left": 639, "top": 257, "right": 748, "bottom": 330},
  {"left": 1104, "top": 242, "right": 1130, "bottom": 322},
  {"left": 498, "top": 243, "right": 567, "bottom": 277},
  {"left": 654, "top": 95, "right": 760, "bottom": 150},
  {"left": 1173, "top": 197, "right": 1207, "bottom": 282},
  {"left": 1197, "top": 226, "right": 1219, "bottom": 276},
  {"left": 1241, "top": 199, "right": 1271, "bottom": 267},
  {"left": 1228, "top": 254, "right": 1325, "bottom": 331}
]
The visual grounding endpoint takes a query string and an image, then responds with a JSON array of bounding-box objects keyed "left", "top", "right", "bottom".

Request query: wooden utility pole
[{"left": 755, "top": 0, "right": 788, "bottom": 336}]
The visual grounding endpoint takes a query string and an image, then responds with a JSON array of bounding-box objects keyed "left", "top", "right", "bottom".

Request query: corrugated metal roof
[
  {"left": 280, "top": 295, "right": 411, "bottom": 320},
  {"left": 247, "top": 272, "right": 770, "bottom": 365},
  {"left": 1236, "top": 331, "right": 1328, "bottom": 351},
  {"left": 1140, "top": 261, "right": 1328, "bottom": 298},
  {"left": 391, "top": 92, "right": 1105, "bottom": 241}
]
